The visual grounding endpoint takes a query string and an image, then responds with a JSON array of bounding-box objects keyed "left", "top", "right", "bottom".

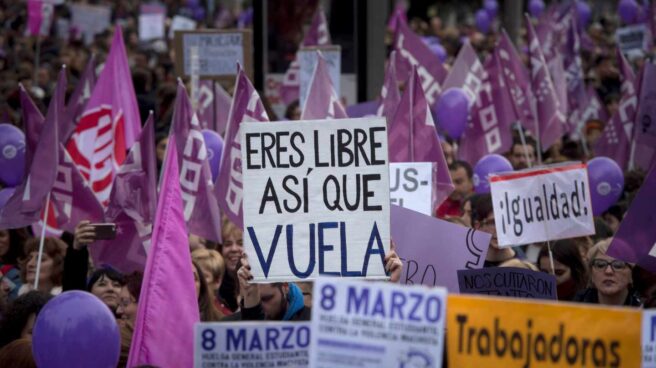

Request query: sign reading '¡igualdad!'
[
  {"left": 447, "top": 295, "right": 641, "bottom": 368},
  {"left": 240, "top": 118, "right": 391, "bottom": 282}
]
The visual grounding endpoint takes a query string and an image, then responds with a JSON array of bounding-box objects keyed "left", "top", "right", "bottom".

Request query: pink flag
[
  {"left": 388, "top": 67, "right": 454, "bottom": 208},
  {"left": 300, "top": 52, "right": 347, "bottom": 120},
  {"left": 441, "top": 41, "right": 485, "bottom": 104},
  {"left": 172, "top": 81, "right": 222, "bottom": 242},
  {"left": 26, "top": 0, "right": 53, "bottom": 37},
  {"left": 279, "top": 8, "right": 331, "bottom": 105},
  {"left": 393, "top": 19, "right": 446, "bottom": 107},
  {"left": 459, "top": 54, "right": 516, "bottom": 165},
  {"left": 127, "top": 135, "right": 199, "bottom": 368},
  {"left": 63, "top": 54, "right": 96, "bottom": 143},
  {"left": 526, "top": 15, "right": 565, "bottom": 152},
  {"left": 19, "top": 85, "right": 44, "bottom": 169},
  {"left": 196, "top": 80, "right": 232, "bottom": 135},
  {"left": 67, "top": 26, "right": 142, "bottom": 206},
  {"left": 377, "top": 51, "right": 401, "bottom": 122},
  {"left": 594, "top": 50, "right": 637, "bottom": 170},
  {"left": 216, "top": 68, "right": 269, "bottom": 229},
  {"left": 93, "top": 114, "right": 158, "bottom": 273}
]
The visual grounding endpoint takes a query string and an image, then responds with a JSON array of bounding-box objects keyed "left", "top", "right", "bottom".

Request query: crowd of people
[{"left": 0, "top": 0, "right": 654, "bottom": 367}]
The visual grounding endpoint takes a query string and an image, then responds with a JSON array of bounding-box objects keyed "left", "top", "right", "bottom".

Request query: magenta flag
[
  {"left": 127, "top": 135, "right": 200, "bottom": 368},
  {"left": 26, "top": 0, "right": 53, "bottom": 37},
  {"left": 19, "top": 85, "right": 44, "bottom": 170},
  {"left": 459, "top": 54, "right": 516, "bottom": 165},
  {"left": 63, "top": 54, "right": 96, "bottom": 143},
  {"left": 300, "top": 52, "right": 348, "bottom": 120},
  {"left": 594, "top": 50, "right": 637, "bottom": 170},
  {"left": 393, "top": 19, "right": 446, "bottom": 107},
  {"left": 496, "top": 30, "right": 536, "bottom": 134},
  {"left": 441, "top": 42, "right": 485, "bottom": 104},
  {"left": 216, "top": 69, "right": 269, "bottom": 229},
  {"left": 377, "top": 51, "right": 401, "bottom": 121},
  {"left": 171, "top": 82, "right": 222, "bottom": 242},
  {"left": 279, "top": 8, "right": 331, "bottom": 105},
  {"left": 526, "top": 15, "right": 565, "bottom": 152},
  {"left": 67, "top": 26, "right": 141, "bottom": 206},
  {"left": 196, "top": 80, "right": 232, "bottom": 135},
  {"left": 388, "top": 67, "right": 454, "bottom": 208},
  {"left": 632, "top": 62, "right": 656, "bottom": 171},
  {"left": 93, "top": 114, "right": 158, "bottom": 273}
]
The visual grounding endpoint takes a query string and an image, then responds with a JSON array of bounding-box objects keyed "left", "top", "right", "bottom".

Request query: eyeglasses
[{"left": 591, "top": 259, "right": 629, "bottom": 271}]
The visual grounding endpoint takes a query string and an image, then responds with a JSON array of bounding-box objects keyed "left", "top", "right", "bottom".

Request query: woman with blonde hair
[{"left": 191, "top": 248, "right": 231, "bottom": 315}]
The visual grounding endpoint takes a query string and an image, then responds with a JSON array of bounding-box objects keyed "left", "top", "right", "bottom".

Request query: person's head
[
  {"left": 296, "top": 281, "right": 313, "bottom": 308},
  {"left": 585, "top": 119, "right": 604, "bottom": 149},
  {"left": 220, "top": 217, "right": 244, "bottom": 274},
  {"left": 0, "top": 228, "right": 28, "bottom": 266},
  {"left": 155, "top": 133, "right": 168, "bottom": 168},
  {"left": 471, "top": 194, "right": 497, "bottom": 248},
  {"left": 509, "top": 137, "right": 536, "bottom": 170},
  {"left": 86, "top": 267, "right": 126, "bottom": 312},
  {"left": 448, "top": 160, "right": 473, "bottom": 201},
  {"left": 192, "top": 261, "right": 223, "bottom": 322},
  {"left": 460, "top": 194, "right": 474, "bottom": 227},
  {"left": 441, "top": 139, "right": 454, "bottom": 165},
  {"left": 587, "top": 239, "right": 634, "bottom": 304},
  {"left": 191, "top": 248, "right": 225, "bottom": 295},
  {"left": 117, "top": 272, "right": 143, "bottom": 325},
  {"left": 601, "top": 205, "right": 623, "bottom": 234},
  {"left": 538, "top": 240, "right": 588, "bottom": 300},
  {"left": 20, "top": 237, "right": 66, "bottom": 291},
  {"left": 0, "top": 291, "right": 52, "bottom": 348},
  {"left": 0, "top": 338, "right": 36, "bottom": 368},
  {"left": 284, "top": 100, "right": 301, "bottom": 120},
  {"left": 258, "top": 283, "right": 290, "bottom": 320},
  {"left": 188, "top": 234, "right": 207, "bottom": 252},
  {"left": 499, "top": 259, "right": 538, "bottom": 271}
]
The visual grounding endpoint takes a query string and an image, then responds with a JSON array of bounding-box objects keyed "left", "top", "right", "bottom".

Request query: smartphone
[{"left": 90, "top": 223, "right": 117, "bottom": 240}]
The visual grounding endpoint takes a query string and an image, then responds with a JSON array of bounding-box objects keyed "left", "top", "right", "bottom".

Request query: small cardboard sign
[
  {"left": 389, "top": 162, "right": 433, "bottom": 215},
  {"left": 457, "top": 267, "right": 557, "bottom": 300},
  {"left": 298, "top": 46, "right": 341, "bottom": 108}
]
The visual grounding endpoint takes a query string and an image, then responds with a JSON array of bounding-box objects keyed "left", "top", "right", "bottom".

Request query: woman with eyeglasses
[{"left": 573, "top": 239, "right": 642, "bottom": 307}]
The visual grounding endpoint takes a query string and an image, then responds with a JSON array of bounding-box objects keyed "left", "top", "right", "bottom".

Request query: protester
[
  {"left": 217, "top": 217, "right": 243, "bottom": 313},
  {"left": 297, "top": 281, "right": 314, "bottom": 308},
  {"left": 192, "top": 261, "right": 224, "bottom": 322},
  {"left": 117, "top": 271, "right": 143, "bottom": 325},
  {"left": 0, "top": 338, "right": 36, "bottom": 368},
  {"left": 86, "top": 267, "right": 126, "bottom": 315},
  {"left": 0, "top": 229, "right": 28, "bottom": 300},
  {"left": 436, "top": 160, "right": 473, "bottom": 219},
  {"left": 18, "top": 238, "right": 66, "bottom": 296},
  {"left": 0, "top": 291, "right": 51, "bottom": 348},
  {"left": 499, "top": 258, "right": 538, "bottom": 271},
  {"left": 191, "top": 248, "right": 230, "bottom": 315},
  {"left": 470, "top": 194, "right": 521, "bottom": 267},
  {"left": 537, "top": 240, "right": 589, "bottom": 301},
  {"left": 508, "top": 136, "right": 537, "bottom": 170},
  {"left": 284, "top": 100, "right": 301, "bottom": 120}
]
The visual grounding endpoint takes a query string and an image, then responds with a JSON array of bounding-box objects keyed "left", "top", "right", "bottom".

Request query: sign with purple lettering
[
  {"left": 194, "top": 322, "right": 311, "bottom": 368},
  {"left": 643, "top": 310, "right": 656, "bottom": 368},
  {"left": 457, "top": 267, "right": 557, "bottom": 300},
  {"left": 490, "top": 162, "right": 595, "bottom": 247},
  {"left": 310, "top": 278, "right": 446, "bottom": 368},
  {"left": 391, "top": 204, "right": 490, "bottom": 293},
  {"left": 241, "top": 118, "right": 390, "bottom": 282}
]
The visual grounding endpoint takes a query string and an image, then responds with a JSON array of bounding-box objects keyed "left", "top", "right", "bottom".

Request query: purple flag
[
  {"left": 441, "top": 42, "right": 485, "bottom": 104},
  {"left": 216, "top": 69, "right": 269, "bottom": 229},
  {"left": 632, "top": 61, "right": 656, "bottom": 171},
  {"left": 26, "top": 0, "right": 53, "bottom": 37},
  {"left": 377, "top": 51, "right": 401, "bottom": 121},
  {"left": 127, "top": 135, "right": 199, "bottom": 367},
  {"left": 387, "top": 2, "right": 407, "bottom": 32},
  {"left": 19, "top": 86, "right": 44, "bottom": 170},
  {"left": 563, "top": 16, "right": 587, "bottom": 135},
  {"left": 459, "top": 54, "right": 516, "bottom": 165},
  {"left": 300, "top": 52, "right": 347, "bottom": 120},
  {"left": 302, "top": 8, "right": 331, "bottom": 47},
  {"left": 607, "top": 165, "right": 656, "bottom": 272},
  {"left": 63, "top": 54, "right": 96, "bottom": 143},
  {"left": 580, "top": 85, "right": 608, "bottom": 123},
  {"left": 388, "top": 67, "right": 454, "bottom": 208},
  {"left": 548, "top": 55, "right": 569, "bottom": 133},
  {"left": 393, "top": 19, "right": 447, "bottom": 107},
  {"left": 346, "top": 100, "right": 379, "bottom": 118},
  {"left": 92, "top": 114, "right": 158, "bottom": 273},
  {"left": 594, "top": 50, "right": 637, "bottom": 170},
  {"left": 527, "top": 14, "right": 565, "bottom": 152},
  {"left": 196, "top": 80, "right": 232, "bottom": 135},
  {"left": 391, "top": 204, "right": 491, "bottom": 292},
  {"left": 496, "top": 31, "right": 536, "bottom": 134},
  {"left": 171, "top": 82, "right": 222, "bottom": 242}
]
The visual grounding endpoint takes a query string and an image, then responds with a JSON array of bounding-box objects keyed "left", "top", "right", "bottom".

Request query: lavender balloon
[
  {"left": 202, "top": 129, "right": 224, "bottom": 182},
  {"left": 0, "top": 124, "right": 26, "bottom": 187},
  {"left": 429, "top": 43, "right": 447, "bottom": 63},
  {"left": 473, "top": 154, "right": 514, "bottom": 193},
  {"left": 618, "top": 0, "right": 639, "bottom": 24},
  {"left": 32, "top": 291, "right": 120, "bottom": 368},
  {"left": 484, "top": 0, "right": 499, "bottom": 18},
  {"left": 0, "top": 187, "right": 15, "bottom": 209},
  {"left": 435, "top": 87, "right": 469, "bottom": 139},
  {"left": 576, "top": 1, "right": 591, "bottom": 28},
  {"left": 475, "top": 9, "right": 491, "bottom": 33},
  {"left": 528, "top": 0, "right": 545, "bottom": 18},
  {"left": 587, "top": 157, "right": 624, "bottom": 215}
]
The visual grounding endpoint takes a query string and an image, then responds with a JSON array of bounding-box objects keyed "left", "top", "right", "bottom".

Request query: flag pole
[
  {"left": 546, "top": 240, "right": 555, "bottom": 275},
  {"left": 34, "top": 191, "right": 51, "bottom": 290}
]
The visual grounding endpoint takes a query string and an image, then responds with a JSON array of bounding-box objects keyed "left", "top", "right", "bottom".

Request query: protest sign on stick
[
  {"left": 616, "top": 24, "right": 651, "bottom": 56},
  {"left": 311, "top": 278, "right": 446, "bottom": 368},
  {"left": 490, "top": 162, "right": 595, "bottom": 247},
  {"left": 138, "top": 4, "right": 166, "bottom": 42},
  {"left": 298, "top": 46, "right": 341, "bottom": 108},
  {"left": 389, "top": 162, "right": 433, "bottom": 215},
  {"left": 241, "top": 118, "right": 390, "bottom": 282},
  {"left": 457, "top": 267, "right": 557, "bottom": 300},
  {"left": 194, "top": 322, "right": 311, "bottom": 368}
]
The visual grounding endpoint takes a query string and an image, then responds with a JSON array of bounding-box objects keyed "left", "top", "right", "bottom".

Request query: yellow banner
[{"left": 447, "top": 295, "right": 641, "bottom": 368}]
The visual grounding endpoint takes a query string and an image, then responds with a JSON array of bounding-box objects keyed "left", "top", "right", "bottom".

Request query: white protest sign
[
  {"left": 616, "top": 24, "right": 651, "bottom": 55},
  {"left": 298, "top": 46, "right": 341, "bottom": 108},
  {"left": 241, "top": 118, "right": 390, "bottom": 282},
  {"left": 174, "top": 30, "right": 251, "bottom": 80},
  {"left": 644, "top": 310, "right": 656, "bottom": 368},
  {"left": 194, "top": 321, "right": 311, "bottom": 368},
  {"left": 70, "top": 4, "right": 111, "bottom": 45},
  {"left": 389, "top": 162, "right": 433, "bottom": 215},
  {"left": 490, "top": 162, "right": 595, "bottom": 247},
  {"left": 169, "top": 15, "right": 197, "bottom": 39},
  {"left": 310, "top": 278, "right": 446, "bottom": 368},
  {"left": 138, "top": 4, "right": 166, "bottom": 42}
]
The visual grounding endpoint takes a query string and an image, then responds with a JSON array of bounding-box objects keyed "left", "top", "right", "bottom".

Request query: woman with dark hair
[
  {"left": 18, "top": 237, "right": 67, "bottom": 296},
  {"left": 0, "top": 291, "right": 52, "bottom": 348},
  {"left": 193, "top": 261, "right": 223, "bottom": 322},
  {"left": 0, "top": 229, "right": 29, "bottom": 300},
  {"left": 217, "top": 217, "right": 243, "bottom": 313},
  {"left": 537, "top": 239, "right": 589, "bottom": 301},
  {"left": 0, "top": 338, "right": 37, "bottom": 368},
  {"left": 116, "top": 271, "right": 143, "bottom": 326},
  {"left": 86, "top": 266, "right": 126, "bottom": 314}
]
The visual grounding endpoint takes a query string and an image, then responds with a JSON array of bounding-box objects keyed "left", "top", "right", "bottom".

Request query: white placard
[
  {"left": 644, "top": 310, "right": 656, "bottom": 368},
  {"left": 194, "top": 322, "right": 311, "bottom": 368},
  {"left": 298, "top": 47, "right": 341, "bottom": 108},
  {"left": 310, "top": 278, "right": 446, "bottom": 368},
  {"left": 616, "top": 24, "right": 651, "bottom": 55},
  {"left": 241, "top": 118, "right": 390, "bottom": 282},
  {"left": 139, "top": 8, "right": 165, "bottom": 42},
  {"left": 389, "top": 162, "right": 433, "bottom": 215},
  {"left": 490, "top": 162, "right": 595, "bottom": 247},
  {"left": 179, "top": 31, "right": 245, "bottom": 77},
  {"left": 70, "top": 4, "right": 111, "bottom": 45},
  {"left": 169, "top": 15, "right": 197, "bottom": 39}
]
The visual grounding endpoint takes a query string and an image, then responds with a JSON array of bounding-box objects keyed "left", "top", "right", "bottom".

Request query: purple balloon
[
  {"left": 587, "top": 157, "right": 624, "bottom": 216},
  {"left": 435, "top": 88, "right": 469, "bottom": 139},
  {"left": 484, "top": 0, "right": 499, "bottom": 18},
  {"left": 576, "top": 1, "right": 591, "bottom": 28},
  {"left": 0, "top": 124, "right": 26, "bottom": 187},
  {"left": 192, "top": 5, "right": 206, "bottom": 21},
  {"left": 473, "top": 154, "right": 514, "bottom": 193},
  {"left": 528, "top": 0, "right": 545, "bottom": 18},
  {"left": 202, "top": 129, "right": 224, "bottom": 182},
  {"left": 618, "top": 0, "right": 639, "bottom": 24},
  {"left": 32, "top": 291, "right": 120, "bottom": 368},
  {"left": 0, "top": 187, "right": 15, "bottom": 208},
  {"left": 428, "top": 43, "right": 447, "bottom": 63},
  {"left": 475, "top": 9, "right": 491, "bottom": 33}
]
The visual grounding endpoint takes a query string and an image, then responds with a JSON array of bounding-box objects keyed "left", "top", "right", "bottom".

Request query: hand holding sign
[{"left": 236, "top": 253, "right": 260, "bottom": 309}]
